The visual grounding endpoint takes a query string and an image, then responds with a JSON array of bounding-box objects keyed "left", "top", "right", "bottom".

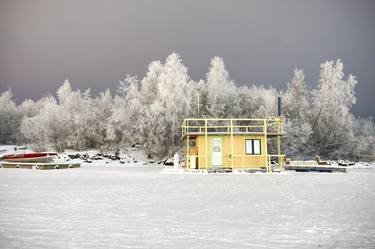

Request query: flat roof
[{"left": 182, "top": 132, "right": 284, "bottom": 138}]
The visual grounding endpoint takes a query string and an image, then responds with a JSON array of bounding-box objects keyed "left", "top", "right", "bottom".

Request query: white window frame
[{"left": 245, "top": 139, "right": 261, "bottom": 155}]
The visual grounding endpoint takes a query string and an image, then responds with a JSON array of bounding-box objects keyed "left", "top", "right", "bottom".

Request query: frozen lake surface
[{"left": 0, "top": 166, "right": 375, "bottom": 249}]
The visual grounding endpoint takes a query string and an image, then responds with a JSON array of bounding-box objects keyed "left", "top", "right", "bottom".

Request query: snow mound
[{"left": 347, "top": 162, "right": 375, "bottom": 169}]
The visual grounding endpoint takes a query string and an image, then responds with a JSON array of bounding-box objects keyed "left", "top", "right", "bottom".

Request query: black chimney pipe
[{"left": 277, "top": 96, "right": 282, "bottom": 116}]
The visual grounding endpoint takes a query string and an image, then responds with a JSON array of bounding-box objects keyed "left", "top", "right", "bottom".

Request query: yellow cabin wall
[{"left": 193, "top": 135, "right": 267, "bottom": 169}]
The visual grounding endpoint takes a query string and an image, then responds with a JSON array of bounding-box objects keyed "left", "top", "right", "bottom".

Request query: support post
[
  {"left": 205, "top": 119, "right": 208, "bottom": 171},
  {"left": 197, "top": 91, "right": 200, "bottom": 118},
  {"left": 172, "top": 111, "right": 175, "bottom": 153},
  {"left": 263, "top": 119, "right": 269, "bottom": 172},
  {"left": 277, "top": 134, "right": 281, "bottom": 170},
  {"left": 186, "top": 135, "right": 190, "bottom": 170},
  {"left": 230, "top": 119, "right": 234, "bottom": 170},
  {"left": 279, "top": 119, "right": 284, "bottom": 170}
]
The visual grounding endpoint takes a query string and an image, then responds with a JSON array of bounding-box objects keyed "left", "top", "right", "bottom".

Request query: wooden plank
[
  {"left": 0, "top": 162, "right": 80, "bottom": 170},
  {"left": 285, "top": 164, "right": 346, "bottom": 173},
  {"left": 207, "top": 167, "right": 268, "bottom": 173},
  {"left": 234, "top": 168, "right": 267, "bottom": 173},
  {"left": 289, "top": 160, "right": 318, "bottom": 166}
]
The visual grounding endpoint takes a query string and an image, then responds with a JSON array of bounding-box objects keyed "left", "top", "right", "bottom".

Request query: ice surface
[{"left": 0, "top": 165, "right": 375, "bottom": 249}]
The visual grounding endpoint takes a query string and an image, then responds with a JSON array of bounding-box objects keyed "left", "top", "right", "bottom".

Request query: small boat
[{"left": 1, "top": 152, "right": 58, "bottom": 163}]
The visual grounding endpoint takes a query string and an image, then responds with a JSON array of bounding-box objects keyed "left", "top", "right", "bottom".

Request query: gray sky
[{"left": 0, "top": 0, "right": 374, "bottom": 117}]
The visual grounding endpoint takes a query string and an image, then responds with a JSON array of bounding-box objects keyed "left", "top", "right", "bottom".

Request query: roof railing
[{"left": 181, "top": 117, "right": 283, "bottom": 137}]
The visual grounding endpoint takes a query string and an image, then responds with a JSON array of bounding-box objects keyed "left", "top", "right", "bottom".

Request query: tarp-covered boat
[{"left": 1, "top": 152, "right": 58, "bottom": 163}]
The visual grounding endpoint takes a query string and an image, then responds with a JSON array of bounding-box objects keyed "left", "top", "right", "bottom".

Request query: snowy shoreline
[{"left": 1, "top": 145, "right": 374, "bottom": 173}]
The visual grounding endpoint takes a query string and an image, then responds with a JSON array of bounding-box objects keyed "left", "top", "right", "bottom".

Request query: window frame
[{"left": 245, "top": 139, "right": 262, "bottom": 155}]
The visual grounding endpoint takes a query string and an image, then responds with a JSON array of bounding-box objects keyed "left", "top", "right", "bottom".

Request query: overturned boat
[{"left": 1, "top": 152, "right": 58, "bottom": 163}]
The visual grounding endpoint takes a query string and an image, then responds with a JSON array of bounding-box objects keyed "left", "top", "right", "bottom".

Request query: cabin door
[{"left": 211, "top": 137, "right": 223, "bottom": 167}]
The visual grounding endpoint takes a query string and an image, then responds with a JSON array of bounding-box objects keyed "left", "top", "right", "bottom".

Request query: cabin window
[
  {"left": 189, "top": 139, "right": 196, "bottom": 147},
  {"left": 245, "top": 139, "right": 261, "bottom": 155}
]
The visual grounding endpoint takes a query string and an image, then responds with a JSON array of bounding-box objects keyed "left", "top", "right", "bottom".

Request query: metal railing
[
  {"left": 186, "top": 154, "right": 285, "bottom": 172},
  {"left": 182, "top": 117, "right": 283, "bottom": 137}
]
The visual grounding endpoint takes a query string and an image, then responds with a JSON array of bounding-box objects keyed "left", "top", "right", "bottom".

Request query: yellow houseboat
[{"left": 182, "top": 117, "right": 285, "bottom": 172}]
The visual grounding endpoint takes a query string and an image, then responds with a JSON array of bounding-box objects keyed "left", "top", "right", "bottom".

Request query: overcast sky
[{"left": 0, "top": 0, "right": 374, "bottom": 117}]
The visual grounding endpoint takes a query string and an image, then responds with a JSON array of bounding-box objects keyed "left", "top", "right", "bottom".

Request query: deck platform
[
  {"left": 285, "top": 164, "right": 346, "bottom": 173},
  {"left": 0, "top": 162, "right": 80, "bottom": 170},
  {"left": 203, "top": 167, "right": 268, "bottom": 173}
]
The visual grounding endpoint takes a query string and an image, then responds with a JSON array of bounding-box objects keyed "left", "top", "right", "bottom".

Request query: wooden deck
[
  {"left": 199, "top": 167, "right": 268, "bottom": 173},
  {"left": 285, "top": 163, "right": 346, "bottom": 173},
  {"left": 0, "top": 162, "right": 80, "bottom": 170}
]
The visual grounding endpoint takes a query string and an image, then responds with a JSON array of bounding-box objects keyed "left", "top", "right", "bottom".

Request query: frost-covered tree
[
  {"left": 284, "top": 68, "right": 310, "bottom": 119},
  {"left": 20, "top": 115, "right": 47, "bottom": 151},
  {"left": 155, "top": 53, "right": 194, "bottom": 152},
  {"left": 351, "top": 117, "right": 375, "bottom": 160},
  {"left": 21, "top": 96, "right": 67, "bottom": 151},
  {"left": 111, "top": 53, "right": 195, "bottom": 158},
  {"left": 56, "top": 79, "right": 94, "bottom": 150},
  {"left": 206, "top": 57, "right": 239, "bottom": 118},
  {"left": 251, "top": 85, "right": 278, "bottom": 117},
  {"left": 311, "top": 59, "right": 358, "bottom": 158},
  {"left": 111, "top": 65, "right": 162, "bottom": 156},
  {"left": 283, "top": 119, "right": 313, "bottom": 159},
  {"left": 283, "top": 68, "right": 313, "bottom": 157},
  {"left": 0, "top": 90, "right": 23, "bottom": 144},
  {"left": 111, "top": 74, "right": 142, "bottom": 147},
  {"left": 21, "top": 80, "right": 101, "bottom": 152},
  {"left": 89, "top": 89, "right": 114, "bottom": 151},
  {"left": 235, "top": 86, "right": 255, "bottom": 118},
  {"left": 19, "top": 99, "right": 41, "bottom": 118},
  {"left": 136, "top": 53, "right": 194, "bottom": 157}
]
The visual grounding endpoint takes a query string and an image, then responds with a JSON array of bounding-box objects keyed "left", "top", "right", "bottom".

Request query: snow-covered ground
[{"left": 0, "top": 164, "right": 375, "bottom": 249}]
